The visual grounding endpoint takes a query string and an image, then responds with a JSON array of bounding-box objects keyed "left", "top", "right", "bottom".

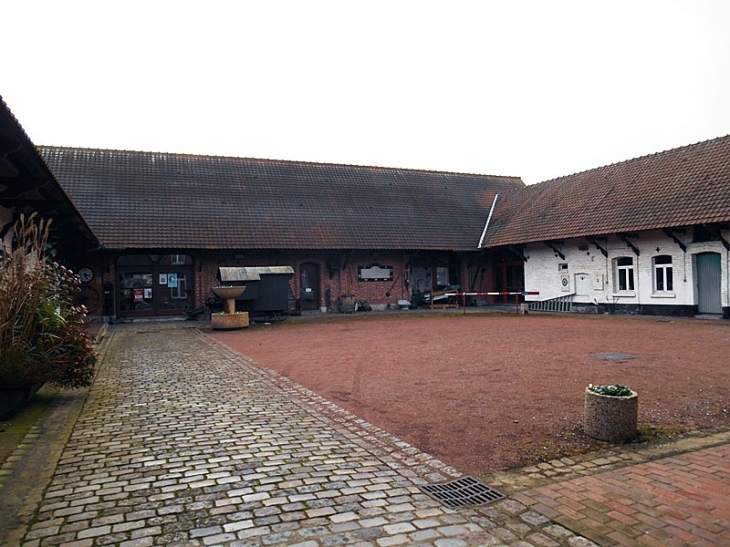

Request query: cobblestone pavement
[{"left": 3, "top": 322, "right": 730, "bottom": 546}]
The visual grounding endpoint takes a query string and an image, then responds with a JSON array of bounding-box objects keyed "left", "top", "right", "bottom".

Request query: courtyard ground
[{"left": 209, "top": 311, "right": 730, "bottom": 476}]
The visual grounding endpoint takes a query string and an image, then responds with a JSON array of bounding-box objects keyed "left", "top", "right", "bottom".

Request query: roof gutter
[{"left": 477, "top": 193, "right": 498, "bottom": 249}]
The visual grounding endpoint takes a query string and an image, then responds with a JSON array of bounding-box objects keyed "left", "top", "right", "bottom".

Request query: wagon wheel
[{"left": 75, "top": 284, "right": 102, "bottom": 314}]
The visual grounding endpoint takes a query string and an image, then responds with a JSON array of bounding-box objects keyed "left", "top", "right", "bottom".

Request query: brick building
[
  {"left": 37, "top": 146, "right": 523, "bottom": 319},
  {"left": 480, "top": 135, "right": 730, "bottom": 319},
  {"left": 3, "top": 95, "right": 729, "bottom": 321}
]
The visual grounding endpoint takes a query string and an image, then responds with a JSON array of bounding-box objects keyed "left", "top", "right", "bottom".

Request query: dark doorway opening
[{"left": 299, "top": 262, "right": 320, "bottom": 311}]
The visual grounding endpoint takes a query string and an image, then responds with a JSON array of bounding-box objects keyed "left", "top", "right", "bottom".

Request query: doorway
[
  {"left": 299, "top": 262, "right": 320, "bottom": 311},
  {"left": 696, "top": 252, "right": 722, "bottom": 314},
  {"left": 574, "top": 272, "right": 591, "bottom": 301},
  {"left": 117, "top": 254, "right": 194, "bottom": 317}
]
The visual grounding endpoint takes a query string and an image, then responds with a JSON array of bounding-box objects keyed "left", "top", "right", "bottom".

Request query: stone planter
[{"left": 584, "top": 387, "right": 638, "bottom": 443}]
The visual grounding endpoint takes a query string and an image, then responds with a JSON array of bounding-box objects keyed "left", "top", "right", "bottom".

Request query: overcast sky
[{"left": 2, "top": 1, "right": 730, "bottom": 184}]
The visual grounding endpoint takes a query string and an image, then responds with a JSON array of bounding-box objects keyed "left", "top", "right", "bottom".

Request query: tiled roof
[
  {"left": 0, "top": 97, "right": 97, "bottom": 252},
  {"left": 39, "top": 147, "right": 523, "bottom": 251},
  {"left": 481, "top": 135, "right": 730, "bottom": 248}
]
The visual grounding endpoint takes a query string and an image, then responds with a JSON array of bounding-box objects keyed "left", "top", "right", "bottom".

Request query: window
[
  {"left": 615, "top": 257, "right": 635, "bottom": 292},
  {"left": 171, "top": 254, "right": 186, "bottom": 265},
  {"left": 653, "top": 255, "right": 673, "bottom": 292},
  {"left": 170, "top": 275, "right": 188, "bottom": 299}
]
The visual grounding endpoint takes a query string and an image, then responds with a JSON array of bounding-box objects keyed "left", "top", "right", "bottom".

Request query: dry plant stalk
[
  {"left": 0, "top": 214, "right": 51, "bottom": 375},
  {"left": 0, "top": 213, "right": 96, "bottom": 388}
]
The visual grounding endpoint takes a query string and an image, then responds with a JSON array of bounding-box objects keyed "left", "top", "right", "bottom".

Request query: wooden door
[{"left": 697, "top": 252, "right": 722, "bottom": 314}]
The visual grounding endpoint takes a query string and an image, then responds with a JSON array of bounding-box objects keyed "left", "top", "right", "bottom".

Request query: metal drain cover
[
  {"left": 420, "top": 476, "right": 505, "bottom": 508},
  {"left": 595, "top": 352, "right": 636, "bottom": 361}
]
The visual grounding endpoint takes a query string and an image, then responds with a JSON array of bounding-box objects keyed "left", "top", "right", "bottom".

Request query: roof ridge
[
  {"left": 37, "top": 144, "right": 522, "bottom": 181},
  {"left": 536, "top": 133, "right": 730, "bottom": 185}
]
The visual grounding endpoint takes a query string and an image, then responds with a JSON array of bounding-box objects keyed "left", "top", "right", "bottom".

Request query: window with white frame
[
  {"left": 614, "top": 257, "right": 635, "bottom": 292},
  {"left": 170, "top": 275, "right": 188, "bottom": 299},
  {"left": 653, "top": 255, "right": 673, "bottom": 292}
]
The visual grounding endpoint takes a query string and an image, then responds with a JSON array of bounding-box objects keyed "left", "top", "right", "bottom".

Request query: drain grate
[
  {"left": 595, "top": 352, "right": 636, "bottom": 361},
  {"left": 420, "top": 476, "right": 505, "bottom": 508}
]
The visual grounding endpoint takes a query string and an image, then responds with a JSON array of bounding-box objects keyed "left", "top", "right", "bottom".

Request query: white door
[{"left": 574, "top": 273, "right": 591, "bottom": 301}]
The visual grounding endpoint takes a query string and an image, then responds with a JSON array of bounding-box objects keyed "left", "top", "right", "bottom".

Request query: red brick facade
[{"left": 89, "top": 249, "right": 506, "bottom": 318}]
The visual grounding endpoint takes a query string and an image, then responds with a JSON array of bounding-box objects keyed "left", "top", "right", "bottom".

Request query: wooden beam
[
  {"left": 544, "top": 242, "right": 565, "bottom": 260},
  {"left": 586, "top": 237, "right": 608, "bottom": 257},
  {"left": 617, "top": 233, "right": 640, "bottom": 256},
  {"left": 703, "top": 224, "right": 730, "bottom": 251},
  {"left": 508, "top": 245, "right": 527, "bottom": 261},
  {"left": 662, "top": 228, "right": 687, "bottom": 253}
]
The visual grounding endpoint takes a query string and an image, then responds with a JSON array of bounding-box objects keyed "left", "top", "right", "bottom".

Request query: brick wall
[
  {"left": 523, "top": 228, "right": 730, "bottom": 315},
  {"left": 102, "top": 249, "right": 492, "bottom": 317}
]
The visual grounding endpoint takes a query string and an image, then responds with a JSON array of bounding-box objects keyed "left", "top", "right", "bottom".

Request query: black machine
[{"left": 213, "top": 266, "right": 295, "bottom": 322}]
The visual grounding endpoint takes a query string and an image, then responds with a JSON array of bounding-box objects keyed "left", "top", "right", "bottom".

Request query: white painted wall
[{"left": 523, "top": 228, "right": 730, "bottom": 311}]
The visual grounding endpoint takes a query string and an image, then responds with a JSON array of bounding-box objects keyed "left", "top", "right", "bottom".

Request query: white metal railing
[{"left": 528, "top": 294, "right": 574, "bottom": 312}]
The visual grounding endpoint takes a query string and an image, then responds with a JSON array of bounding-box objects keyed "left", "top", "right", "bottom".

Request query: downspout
[{"left": 478, "top": 194, "right": 499, "bottom": 249}]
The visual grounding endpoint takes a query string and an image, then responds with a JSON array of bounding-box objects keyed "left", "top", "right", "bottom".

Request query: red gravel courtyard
[{"left": 210, "top": 312, "right": 730, "bottom": 476}]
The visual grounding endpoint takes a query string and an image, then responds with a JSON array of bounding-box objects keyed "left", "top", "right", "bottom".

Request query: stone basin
[
  {"left": 211, "top": 286, "right": 246, "bottom": 300},
  {"left": 211, "top": 312, "right": 249, "bottom": 330}
]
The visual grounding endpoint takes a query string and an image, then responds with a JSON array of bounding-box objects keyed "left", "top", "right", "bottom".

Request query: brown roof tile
[
  {"left": 481, "top": 135, "right": 730, "bottom": 247},
  {"left": 39, "top": 147, "right": 523, "bottom": 251}
]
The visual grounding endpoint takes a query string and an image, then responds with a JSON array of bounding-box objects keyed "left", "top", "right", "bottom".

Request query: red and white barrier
[{"left": 426, "top": 291, "right": 540, "bottom": 313}]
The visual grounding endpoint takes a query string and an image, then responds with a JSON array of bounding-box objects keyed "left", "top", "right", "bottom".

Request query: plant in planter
[
  {"left": 587, "top": 384, "right": 634, "bottom": 397},
  {"left": 584, "top": 383, "right": 638, "bottom": 443},
  {"left": 0, "top": 214, "right": 97, "bottom": 419}
]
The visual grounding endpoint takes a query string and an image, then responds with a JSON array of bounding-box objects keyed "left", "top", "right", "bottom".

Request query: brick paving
[
  {"left": 505, "top": 443, "right": 730, "bottom": 546},
  {"left": 3, "top": 322, "right": 730, "bottom": 546}
]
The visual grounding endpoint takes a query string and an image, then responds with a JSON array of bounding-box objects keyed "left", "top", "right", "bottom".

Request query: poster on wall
[
  {"left": 159, "top": 274, "right": 168, "bottom": 285},
  {"left": 133, "top": 288, "right": 144, "bottom": 303},
  {"left": 168, "top": 273, "right": 178, "bottom": 288},
  {"left": 144, "top": 288, "right": 152, "bottom": 299}
]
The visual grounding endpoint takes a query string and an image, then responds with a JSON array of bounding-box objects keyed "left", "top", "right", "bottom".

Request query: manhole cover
[
  {"left": 420, "top": 476, "right": 505, "bottom": 508},
  {"left": 594, "top": 352, "right": 636, "bottom": 361}
]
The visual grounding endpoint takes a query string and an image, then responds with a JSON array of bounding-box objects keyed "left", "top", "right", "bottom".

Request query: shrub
[
  {"left": 0, "top": 214, "right": 97, "bottom": 389},
  {"left": 587, "top": 384, "right": 634, "bottom": 397}
]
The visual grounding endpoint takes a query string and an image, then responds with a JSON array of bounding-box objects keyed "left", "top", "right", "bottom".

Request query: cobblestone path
[{"left": 18, "top": 324, "right": 595, "bottom": 547}]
